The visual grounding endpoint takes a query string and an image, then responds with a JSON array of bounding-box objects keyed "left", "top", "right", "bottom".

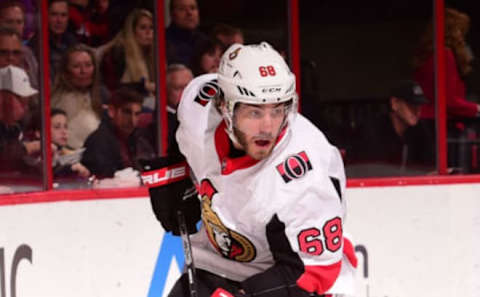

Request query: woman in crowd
[
  {"left": 51, "top": 43, "right": 102, "bottom": 149},
  {"left": 50, "top": 108, "right": 91, "bottom": 178},
  {"left": 100, "top": 8, "right": 155, "bottom": 95},
  {"left": 413, "top": 8, "right": 480, "bottom": 120},
  {"left": 190, "top": 38, "right": 223, "bottom": 76}
]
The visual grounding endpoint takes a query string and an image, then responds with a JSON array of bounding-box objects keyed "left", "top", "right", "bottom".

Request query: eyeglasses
[{"left": 0, "top": 49, "right": 22, "bottom": 58}]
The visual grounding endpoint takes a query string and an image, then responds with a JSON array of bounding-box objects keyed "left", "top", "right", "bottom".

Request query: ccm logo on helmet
[
  {"left": 262, "top": 87, "right": 281, "bottom": 93},
  {"left": 141, "top": 163, "right": 189, "bottom": 187},
  {"left": 276, "top": 151, "right": 312, "bottom": 183}
]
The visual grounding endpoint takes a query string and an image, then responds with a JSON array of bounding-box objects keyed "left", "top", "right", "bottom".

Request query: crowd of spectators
[
  {"left": 0, "top": 0, "right": 247, "bottom": 190},
  {"left": 2, "top": 0, "right": 478, "bottom": 191}
]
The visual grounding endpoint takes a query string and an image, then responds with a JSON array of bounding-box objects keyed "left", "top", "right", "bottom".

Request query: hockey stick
[{"left": 177, "top": 209, "right": 198, "bottom": 297}]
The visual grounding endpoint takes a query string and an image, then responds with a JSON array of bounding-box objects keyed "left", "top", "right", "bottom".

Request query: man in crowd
[
  {"left": 0, "top": 65, "right": 39, "bottom": 173},
  {"left": 166, "top": 0, "right": 208, "bottom": 67},
  {"left": 28, "top": 0, "right": 77, "bottom": 82},
  {"left": 142, "top": 42, "right": 357, "bottom": 297},
  {"left": 81, "top": 87, "right": 155, "bottom": 178},
  {"left": 0, "top": 0, "right": 25, "bottom": 39},
  {"left": 166, "top": 64, "right": 193, "bottom": 154},
  {"left": 0, "top": 1, "right": 38, "bottom": 88},
  {"left": 211, "top": 23, "right": 244, "bottom": 49},
  {"left": 349, "top": 80, "right": 432, "bottom": 176}
]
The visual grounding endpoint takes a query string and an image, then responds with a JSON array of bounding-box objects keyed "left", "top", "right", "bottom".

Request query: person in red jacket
[
  {"left": 413, "top": 8, "right": 480, "bottom": 120},
  {"left": 413, "top": 8, "right": 480, "bottom": 172},
  {"left": 68, "top": 0, "right": 110, "bottom": 47}
]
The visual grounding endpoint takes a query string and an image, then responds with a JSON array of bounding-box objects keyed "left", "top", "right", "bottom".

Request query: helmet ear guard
[{"left": 217, "top": 42, "right": 298, "bottom": 144}]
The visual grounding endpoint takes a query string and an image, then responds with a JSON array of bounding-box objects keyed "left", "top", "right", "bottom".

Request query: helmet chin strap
[{"left": 222, "top": 111, "right": 243, "bottom": 149}]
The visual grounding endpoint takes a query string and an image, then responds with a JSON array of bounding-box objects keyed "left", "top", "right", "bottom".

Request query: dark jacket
[
  {"left": 81, "top": 118, "right": 156, "bottom": 178},
  {"left": 0, "top": 123, "right": 28, "bottom": 173},
  {"left": 348, "top": 114, "right": 434, "bottom": 176},
  {"left": 165, "top": 23, "right": 208, "bottom": 67}
]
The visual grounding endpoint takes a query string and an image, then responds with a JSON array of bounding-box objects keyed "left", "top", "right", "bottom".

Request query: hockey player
[{"left": 142, "top": 42, "right": 357, "bottom": 297}]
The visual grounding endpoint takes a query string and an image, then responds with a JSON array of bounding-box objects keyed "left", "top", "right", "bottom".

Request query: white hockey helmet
[{"left": 217, "top": 42, "right": 298, "bottom": 144}]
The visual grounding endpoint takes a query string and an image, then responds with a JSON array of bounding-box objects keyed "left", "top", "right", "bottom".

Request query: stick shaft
[{"left": 177, "top": 210, "right": 198, "bottom": 297}]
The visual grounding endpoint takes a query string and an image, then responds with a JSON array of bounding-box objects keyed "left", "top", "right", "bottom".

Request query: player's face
[
  {"left": 51, "top": 114, "right": 69, "bottom": 147},
  {"left": 134, "top": 16, "right": 153, "bottom": 48},
  {"left": 48, "top": 2, "right": 69, "bottom": 36},
  {"left": 171, "top": 0, "right": 199, "bottom": 30},
  {"left": 233, "top": 103, "right": 286, "bottom": 160},
  {"left": 67, "top": 51, "right": 94, "bottom": 90}
]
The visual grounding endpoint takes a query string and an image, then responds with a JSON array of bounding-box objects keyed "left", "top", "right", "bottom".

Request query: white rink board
[
  {"left": 0, "top": 183, "right": 479, "bottom": 297},
  {"left": 345, "top": 183, "right": 480, "bottom": 297},
  {"left": 0, "top": 197, "right": 181, "bottom": 297}
]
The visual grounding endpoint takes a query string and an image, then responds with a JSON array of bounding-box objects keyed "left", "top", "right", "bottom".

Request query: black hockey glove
[{"left": 140, "top": 156, "right": 201, "bottom": 236}]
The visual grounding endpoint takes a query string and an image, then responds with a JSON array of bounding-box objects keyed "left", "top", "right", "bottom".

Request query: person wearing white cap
[{"left": 0, "top": 64, "right": 40, "bottom": 173}]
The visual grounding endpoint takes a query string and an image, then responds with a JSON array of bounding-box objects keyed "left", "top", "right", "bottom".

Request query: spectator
[
  {"left": 28, "top": 0, "right": 78, "bottom": 83},
  {"left": 100, "top": 8, "right": 154, "bottom": 96},
  {"left": 51, "top": 44, "right": 102, "bottom": 149},
  {"left": 0, "top": 1, "right": 25, "bottom": 40},
  {"left": 68, "top": 0, "right": 110, "bottom": 46},
  {"left": 166, "top": 64, "right": 193, "bottom": 111},
  {"left": 50, "top": 108, "right": 90, "bottom": 178},
  {"left": 0, "top": 2, "right": 39, "bottom": 89},
  {"left": 166, "top": 63, "right": 193, "bottom": 154},
  {"left": 190, "top": 38, "right": 223, "bottom": 76},
  {"left": 414, "top": 8, "right": 480, "bottom": 120},
  {"left": 0, "top": 27, "right": 22, "bottom": 67},
  {"left": 0, "top": 65, "right": 39, "bottom": 173},
  {"left": 166, "top": 0, "right": 208, "bottom": 67},
  {"left": 349, "top": 81, "right": 432, "bottom": 176},
  {"left": 210, "top": 23, "right": 244, "bottom": 49},
  {"left": 81, "top": 87, "right": 155, "bottom": 178}
]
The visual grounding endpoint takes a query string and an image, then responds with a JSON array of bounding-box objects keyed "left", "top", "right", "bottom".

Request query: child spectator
[
  {"left": 50, "top": 108, "right": 90, "bottom": 178},
  {"left": 51, "top": 44, "right": 102, "bottom": 149}
]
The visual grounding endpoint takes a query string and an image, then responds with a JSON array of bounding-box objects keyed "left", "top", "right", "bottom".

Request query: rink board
[{"left": 0, "top": 183, "right": 479, "bottom": 297}]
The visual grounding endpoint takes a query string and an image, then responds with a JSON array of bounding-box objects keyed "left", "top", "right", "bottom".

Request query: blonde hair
[
  {"left": 110, "top": 8, "right": 155, "bottom": 83},
  {"left": 413, "top": 8, "right": 473, "bottom": 76},
  {"left": 52, "top": 43, "right": 102, "bottom": 116}
]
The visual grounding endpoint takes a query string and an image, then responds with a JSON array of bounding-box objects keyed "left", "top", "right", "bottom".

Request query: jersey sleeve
[
  {"left": 176, "top": 73, "right": 220, "bottom": 178},
  {"left": 280, "top": 153, "right": 345, "bottom": 295}
]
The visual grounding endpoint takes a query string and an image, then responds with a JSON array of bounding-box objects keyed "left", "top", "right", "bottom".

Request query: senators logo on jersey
[
  {"left": 194, "top": 79, "right": 221, "bottom": 106},
  {"left": 276, "top": 151, "right": 313, "bottom": 183},
  {"left": 200, "top": 179, "right": 256, "bottom": 262}
]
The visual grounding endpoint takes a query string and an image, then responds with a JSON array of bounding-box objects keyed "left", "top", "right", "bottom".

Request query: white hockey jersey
[{"left": 176, "top": 74, "right": 357, "bottom": 295}]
